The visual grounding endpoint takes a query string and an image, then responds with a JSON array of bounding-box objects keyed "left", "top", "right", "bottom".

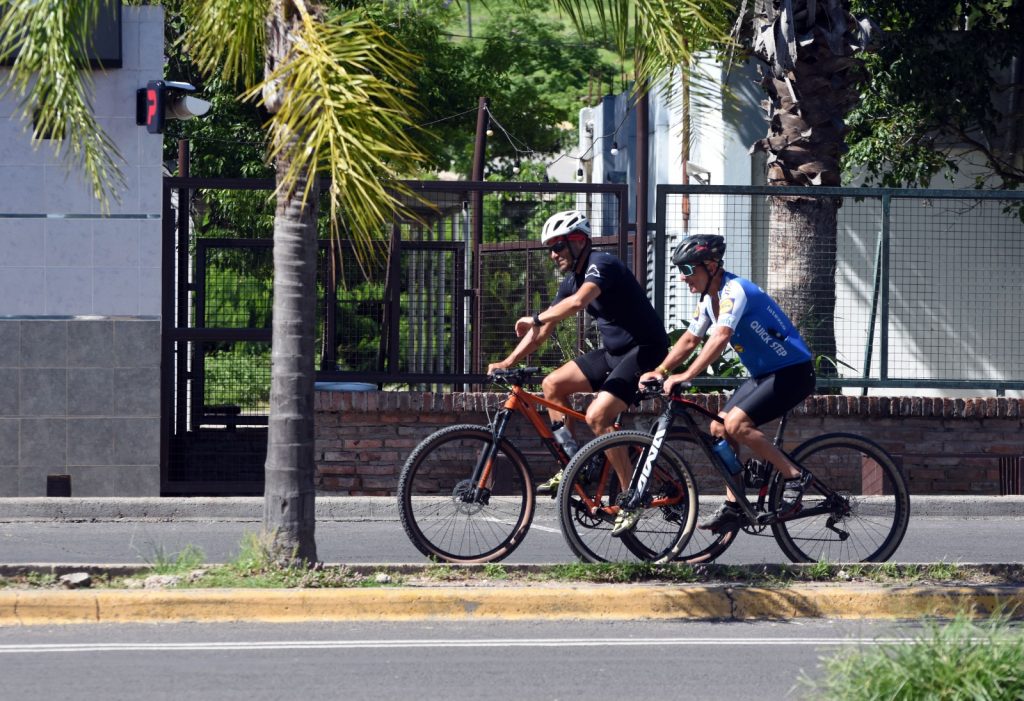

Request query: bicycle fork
[{"left": 465, "top": 410, "right": 512, "bottom": 503}]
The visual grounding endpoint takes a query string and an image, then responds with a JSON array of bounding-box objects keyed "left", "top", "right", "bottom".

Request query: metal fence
[
  {"left": 161, "top": 178, "right": 630, "bottom": 441},
  {"left": 655, "top": 185, "right": 1024, "bottom": 394},
  {"left": 161, "top": 178, "right": 1023, "bottom": 491}
]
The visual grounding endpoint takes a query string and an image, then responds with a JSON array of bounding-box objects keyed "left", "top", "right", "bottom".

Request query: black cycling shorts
[
  {"left": 723, "top": 361, "right": 816, "bottom": 426},
  {"left": 574, "top": 345, "right": 665, "bottom": 405}
]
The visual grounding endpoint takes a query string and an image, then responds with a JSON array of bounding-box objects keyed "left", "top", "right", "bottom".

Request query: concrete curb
[
  {"left": 2, "top": 495, "right": 1024, "bottom": 521},
  {"left": 2, "top": 584, "right": 1022, "bottom": 625}
]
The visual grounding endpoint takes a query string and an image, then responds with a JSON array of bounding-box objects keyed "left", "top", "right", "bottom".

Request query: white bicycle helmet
[{"left": 540, "top": 210, "right": 591, "bottom": 244}]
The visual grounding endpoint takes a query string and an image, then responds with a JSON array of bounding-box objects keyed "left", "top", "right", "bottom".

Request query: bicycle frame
[
  {"left": 654, "top": 396, "right": 847, "bottom": 527},
  {"left": 467, "top": 377, "right": 620, "bottom": 501}
]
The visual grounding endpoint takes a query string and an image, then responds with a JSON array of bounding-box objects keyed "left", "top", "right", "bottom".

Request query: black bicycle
[{"left": 556, "top": 380, "right": 910, "bottom": 564}]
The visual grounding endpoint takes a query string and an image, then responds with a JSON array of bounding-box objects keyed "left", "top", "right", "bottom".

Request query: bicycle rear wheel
[
  {"left": 397, "top": 424, "right": 535, "bottom": 563},
  {"left": 770, "top": 433, "right": 910, "bottom": 563},
  {"left": 557, "top": 430, "right": 696, "bottom": 563}
]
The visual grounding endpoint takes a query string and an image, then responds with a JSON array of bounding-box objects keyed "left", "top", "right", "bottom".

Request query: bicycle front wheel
[
  {"left": 397, "top": 424, "right": 535, "bottom": 563},
  {"left": 770, "top": 433, "right": 910, "bottom": 563},
  {"left": 661, "top": 429, "right": 740, "bottom": 564},
  {"left": 557, "top": 430, "right": 697, "bottom": 563}
]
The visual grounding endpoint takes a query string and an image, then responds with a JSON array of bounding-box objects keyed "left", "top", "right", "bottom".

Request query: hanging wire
[{"left": 484, "top": 103, "right": 633, "bottom": 172}]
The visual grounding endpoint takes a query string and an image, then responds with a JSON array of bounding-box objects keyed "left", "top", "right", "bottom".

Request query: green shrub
[{"left": 802, "top": 614, "right": 1024, "bottom": 700}]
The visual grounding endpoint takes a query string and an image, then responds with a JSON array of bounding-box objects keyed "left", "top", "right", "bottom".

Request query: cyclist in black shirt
[{"left": 487, "top": 210, "right": 669, "bottom": 493}]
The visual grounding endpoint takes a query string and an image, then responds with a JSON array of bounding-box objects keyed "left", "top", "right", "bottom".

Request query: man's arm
[
  {"left": 488, "top": 282, "right": 601, "bottom": 373},
  {"left": 665, "top": 326, "right": 732, "bottom": 391},
  {"left": 638, "top": 330, "right": 702, "bottom": 385}
]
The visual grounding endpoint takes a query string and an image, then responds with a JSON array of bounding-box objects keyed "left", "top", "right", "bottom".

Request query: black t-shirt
[{"left": 552, "top": 250, "right": 669, "bottom": 353}]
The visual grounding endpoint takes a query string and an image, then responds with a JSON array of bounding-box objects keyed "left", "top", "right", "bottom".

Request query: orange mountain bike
[{"left": 396, "top": 368, "right": 695, "bottom": 563}]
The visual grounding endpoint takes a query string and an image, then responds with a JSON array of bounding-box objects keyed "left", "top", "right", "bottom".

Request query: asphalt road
[
  {"left": 0, "top": 618, "right": 957, "bottom": 701},
  {"left": 1, "top": 515, "right": 1022, "bottom": 565}
]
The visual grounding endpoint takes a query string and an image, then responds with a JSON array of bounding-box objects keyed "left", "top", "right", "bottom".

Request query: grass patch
[
  {"left": 2, "top": 556, "right": 1020, "bottom": 591},
  {"left": 801, "top": 613, "right": 1024, "bottom": 700},
  {"left": 146, "top": 544, "right": 206, "bottom": 575}
]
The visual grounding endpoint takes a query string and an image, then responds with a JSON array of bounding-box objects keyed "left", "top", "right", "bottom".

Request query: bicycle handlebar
[
  {"left": 639, "top": 377, "right": 692, "bottom": 400},
  {"left": 488, "top": 367, "right": 541, "bottom": 386}
]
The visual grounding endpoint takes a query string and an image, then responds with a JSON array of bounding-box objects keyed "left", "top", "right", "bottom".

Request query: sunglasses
[
  {"left": 548, "top": 239, "right": 570, "bottom": 254},
  {"left": 677, "top": 263, "right": 698, "bottom": 276}
]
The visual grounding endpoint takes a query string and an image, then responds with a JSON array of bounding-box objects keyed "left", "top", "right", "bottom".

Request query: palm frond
[
  {"left": 244, "top": 8, "right": 425, "bottom": 260},
  {"left": 0, "top": 0, "right": 126, "bottom": 209},
  {"left": 635, "top": 0, "right": 736, "bottom": 85},
  {"left": 181, "top": 0, "right": 267, "bottom": 88}
]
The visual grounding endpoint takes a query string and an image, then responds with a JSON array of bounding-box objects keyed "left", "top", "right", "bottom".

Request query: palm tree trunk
[
  {"left": 766, "top": 195, "right": 837, "bottom": 371},
  {"left": 261, "top": 0, "right": 318, "bottom": 565},
  {"left": 262, "top": 149, "right": 320, "bottom": 565},
  {"left": 752, "top": 0, "right": 870, "bottom": 379}
]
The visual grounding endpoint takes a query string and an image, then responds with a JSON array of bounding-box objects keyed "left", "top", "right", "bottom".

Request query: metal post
[
  {"left": 469, "top": 97, "right": 489, "bottom": 375},
  {"left": 861, "top": 234, "right": 883, "bottom": 396},
  {"left": 879, "top": 193, "right": 891, "bottom": 382},
  {"left": 635, "top": 90, "right": 649, "bottom": 288},
  {"left": 654, "top": 185, "right": 667, "bottom": 315}
]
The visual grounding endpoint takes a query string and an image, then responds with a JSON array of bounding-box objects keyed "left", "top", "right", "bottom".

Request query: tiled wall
[
  {"left": 0, "top": 319, "right": 160, "bottom": 496},
  {"left": 0, "top": 6, "right": 164, "bottom": 496}
]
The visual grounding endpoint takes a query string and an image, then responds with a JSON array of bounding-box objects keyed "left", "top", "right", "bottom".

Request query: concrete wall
[
  {"left": 314, "top": 390, "right": 1024, "bottom": 497},
  {"left": 0, "top": 6, "right": 164, "bottom": 496}
]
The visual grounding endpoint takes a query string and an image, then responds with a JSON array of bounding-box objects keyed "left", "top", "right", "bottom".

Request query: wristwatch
[{"left": 532, "top": 312, "right": 543, "bottom": 326}]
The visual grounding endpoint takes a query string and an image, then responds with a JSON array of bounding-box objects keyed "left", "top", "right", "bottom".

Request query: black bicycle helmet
[{"left": 671, "top": 234, "right": 726, "bottom": 267}]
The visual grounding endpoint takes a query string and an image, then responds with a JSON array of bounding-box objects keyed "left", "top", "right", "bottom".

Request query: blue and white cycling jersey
[{"left": 688, "top": 271, "right": 812, "bottom": 377}]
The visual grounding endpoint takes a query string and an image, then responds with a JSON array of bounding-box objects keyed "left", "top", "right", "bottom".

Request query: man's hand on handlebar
[
  {"left": 487, "top": 361, "right": 510, "bottom": 376},
  {"left": 487, "top": 366, "right": 541, "bottom": 385},
  {"left": 663, "top": 374, "right": 691, "bottom": 397},
  {"left": 638, "top": 372, "right": 691, "bottom": 398}
]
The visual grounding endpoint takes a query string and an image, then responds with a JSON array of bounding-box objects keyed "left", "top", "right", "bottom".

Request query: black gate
[{"left": 161, "top": 178, "right": 629, "bottom": 495}]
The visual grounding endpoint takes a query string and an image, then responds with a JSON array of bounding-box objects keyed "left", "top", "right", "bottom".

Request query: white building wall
[{"left": 0, "top": 5, "right": 164, "bottom": 496}]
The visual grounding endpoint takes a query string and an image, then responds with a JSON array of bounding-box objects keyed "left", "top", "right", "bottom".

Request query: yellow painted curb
[
  {"left": 731, "top": 584, "right": 1024, "bottom": 619},
  {"left": 0, "top": 585, "right": 1022, "bottom": 625}
]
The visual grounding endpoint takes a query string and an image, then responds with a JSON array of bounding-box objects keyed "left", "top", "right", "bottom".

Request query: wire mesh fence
[
  {"left": 656, "top": 185, "right": 1024, "bottom": 393},
  {"left": 169, "top": 179, "right": 1024, "bottom": 438}
]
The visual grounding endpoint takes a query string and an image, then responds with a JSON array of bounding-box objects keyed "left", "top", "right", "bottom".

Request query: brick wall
[{"left": 314, "top": 391, "right": 1024, "bottom": 497}]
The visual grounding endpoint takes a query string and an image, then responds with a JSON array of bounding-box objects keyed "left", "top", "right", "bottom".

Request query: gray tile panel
[
  {"left": 0, "top": 418, "right": 17, "bottom": 466},
  {"left": 20, "top": 368, "right": 67, "bottom": 416},
  {"left": 68, "top": 320, "right": 115, "bottom": 368},
  {"left": 20, "top": 320, "right": 67, "bottom": 368},
  {"left": 20, "top": 418, "right": 66, "bottom": 467},
  {"left": 0, "top": 322, "right": 20, "bottom": 367},
  {"left": 67, "top": 367, "right": 114, "bottom": 416},
  {"left": 67, "top": 418, "right": 115, "bottom": 466},
  {"left": 0, "top": 368, "right": 17, "bottom": 416}
]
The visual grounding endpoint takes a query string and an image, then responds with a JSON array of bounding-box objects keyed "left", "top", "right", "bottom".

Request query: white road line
[{"left": 0, "top": 637, "right": 922, "bottom": 654}]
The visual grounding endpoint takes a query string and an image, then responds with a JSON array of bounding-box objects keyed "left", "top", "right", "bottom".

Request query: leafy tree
[
  {"left": 845, "top": 0, "right": 1024, "bottom": 191},
  {"left": 1, "top": 0, "right": 427, "bottom": 565},
  {"left": 547, "top": 0, "right": 876, "bottom": 377},
  {"left": 165, "top": 0, "right": 618, "bottom": 179}
]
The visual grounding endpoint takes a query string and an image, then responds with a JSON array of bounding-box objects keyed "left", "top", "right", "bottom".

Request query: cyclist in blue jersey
[
  {"left": 488, "top": 210, "right": 669, "bottom": 494},
  {"left": 637, "top": 234, "right": 816, "bottom": 533}
]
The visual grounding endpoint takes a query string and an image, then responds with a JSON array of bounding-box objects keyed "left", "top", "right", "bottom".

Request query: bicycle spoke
[
  {"left": 558, "top": 431, "right": 696, "bottom": 563},
  {"left": 770, "top": 434, "right": 910, "bottom": 563},
  {"left": 398, "top": 426, "right": 534, "bottom": 563}
]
